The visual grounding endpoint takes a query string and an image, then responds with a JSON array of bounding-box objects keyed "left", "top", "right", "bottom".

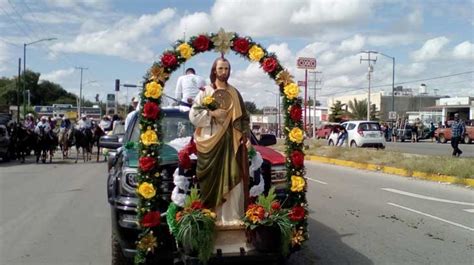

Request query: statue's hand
[{"left": 210, "top": 109, "right": 228, "bottom": 124}]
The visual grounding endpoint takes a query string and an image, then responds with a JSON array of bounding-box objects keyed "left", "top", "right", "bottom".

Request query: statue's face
[{"left": 215, "top": 60, "right": 230, "bottom": 82}]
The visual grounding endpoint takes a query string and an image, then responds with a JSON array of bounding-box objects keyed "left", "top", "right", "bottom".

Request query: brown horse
[{"left": 92, "top": 125, "right": 106, "bottom": 162}]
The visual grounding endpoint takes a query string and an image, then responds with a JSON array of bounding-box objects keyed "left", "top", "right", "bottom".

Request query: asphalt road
[
  {"left": 385, "top": 141, "right": 474, "bottom": 157},
  {"left": 1, "top": 156, "right": 473, "bottom": 264}
]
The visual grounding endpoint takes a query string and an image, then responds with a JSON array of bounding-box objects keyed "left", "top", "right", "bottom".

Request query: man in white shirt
[
  {"left": 125, "top": 97, "right": 139, "bottom": 131},
  {"left": 77, "top": 114, "right": 92, "bottom": 131},
  {"left": 35, "top": 116, "right": 51, "bottom": 134},
  {"left": 175, "top": 68, "right": 206, "bottom": 106}
]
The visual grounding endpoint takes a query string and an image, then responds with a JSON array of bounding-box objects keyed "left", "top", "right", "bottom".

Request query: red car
[
  {"left": 316, "top": 123, "right": 338, "bottom": 139},
  {"left": 435, "top": 119, "right": 474, "bottom": 144}
]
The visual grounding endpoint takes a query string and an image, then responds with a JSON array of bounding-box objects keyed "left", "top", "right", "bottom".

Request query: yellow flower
[
  {"left": 284, "top": 83, "right": 299, "bottom": 100},
  {"left": 176, "top": 43, "right": 194, "bottom": 59},
  {"left": 202, "top": 96, "right": 215, "bottom": 105},
  {"left": 291, "top": 175, "right": 305, "bottom": 192},
  {"left": 248, "top": 45, "right": 264, "bottom": 62},
  {"left": 138, "top": 182, "right": 156, "bottom": 199},
  {"left": 289, "top": 127, "right": 304, "bottom": 143},
  {"left": 141, "top": 129, "right": 158, "bottom": 146},
  {"left": 145, "top": 81, "right": 162, "bottom": 99}
]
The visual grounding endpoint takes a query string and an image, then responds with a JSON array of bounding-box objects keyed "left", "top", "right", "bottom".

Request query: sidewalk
[{"left": 307, "top": 155, "right": 474, "bottom": 188}]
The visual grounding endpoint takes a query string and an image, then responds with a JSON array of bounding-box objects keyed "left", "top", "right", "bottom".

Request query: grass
[{"left": 274, "top": 139, "right": 474, "bottom": 179}]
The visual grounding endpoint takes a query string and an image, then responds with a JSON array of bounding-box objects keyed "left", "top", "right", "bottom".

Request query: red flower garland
[
  {"left": 141, "top": 211, "right": 161, "bottom": 227},
  {"left": 143, "top": 102, "right": 160, "bottom": 120},
  {"left": 233, "top": 37, "right": 250, "bottom": 54},
  {"left": 161, "top": 53, "right": 177, "bottom": 68},
  {"left": 178, "top": 150, "right": 192, "bottom": 170},
  {"left": 190, "top": 200, "right": 204, "bottom": 210},
  {"left": 289, "top": 205, "right": 305, "bottom": 222},
  {"left": 139, "top": 156, "right": 156, "bottom": 172},
  {"left": 290, "top": 150, "right": 304, "bottom": 168},
  {"left": 289, "top": 105, "right": 302, "bottom": 122},
  {"left": 271, "top": 201, "right": 281, "bottom": 211},
  {"left": 192, "top": 35, "right": 210, "bottom": 52},
  {"left": 262, "top": 57, "right": 278, "bottom": 73}
]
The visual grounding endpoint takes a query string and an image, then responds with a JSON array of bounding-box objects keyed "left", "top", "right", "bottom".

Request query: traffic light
[
  {"left": 95, "top": 94, "right": 99, "bottom": 102},
  {"left": 115, "top": 79, "right": 120, "bottom": 91}
]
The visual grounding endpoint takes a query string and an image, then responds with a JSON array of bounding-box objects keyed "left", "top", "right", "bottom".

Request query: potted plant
[
  {"left": 242, "top": 187, "right": 292, "bottom": 255},
  {"left": 174, "top": 187, "right": 216, "bottom": 264}
]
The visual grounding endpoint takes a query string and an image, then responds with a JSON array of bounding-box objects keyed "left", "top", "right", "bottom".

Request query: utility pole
[
  {"left": 75, "top": 66, "right": 88, "bottom": 118},
  {"left": 309, "top": 71, "right": 322, "bottom": 139},
  {"left": 17, "top": 58, "right": 21, "bottom": 123},
  {"left": 360, "top": 51, "right": 377, "bottom": 121}
]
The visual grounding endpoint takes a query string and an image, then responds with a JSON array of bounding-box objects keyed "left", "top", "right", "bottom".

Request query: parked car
[
  {"left": 328, "top": 120, "right": 385, "bottom": 148},
  {"left": 0, "top": 124, "right": 11, "bottom": 161},
  {"left": 435, "top": 119, "right": 474, "bottom": 144},
  {"left": 104, "top": 107, "right": 287, "bottom": 264},
  {"left": 316, "top": 123, "right": 338, "bottom": 139}
]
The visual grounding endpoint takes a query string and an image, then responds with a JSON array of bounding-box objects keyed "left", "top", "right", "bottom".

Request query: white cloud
[
  {"left": 0, "top": 42, "right": 10, "bottom": 72},
  {"left": 40, "top": 68, "right": 75, "bottom": 83},
  {"left": 338, "top": 34, "right": 365, "bottom": 52},
  {"left": 411, "top": 36, "right": 450, "bottom": 61},
  {"left": 162, "top": 12, "right": 214, "bottom": 41},
  {"left": 24, "top": 11, "right": 83, "bottom": 24},
  {"left": 397, "top": 62, "right": 426, "bottom": 78},
  {"left": 367, "top": 33, "right": 419, "bottom": 47},
  {"left": 290, "top": 0, "right": 374, "bottom": 25},
  {"left": 45, "top": 0, "right": 110, "bottom": 9},
  {"left": 452, "top": 41, "right": 474, "bottom": 60},
  {"left": 267, "top": 43, "right": 293, "bottom": 65},
  {"left": 50, "top": 9, "right": 176, "bottom": 62}
]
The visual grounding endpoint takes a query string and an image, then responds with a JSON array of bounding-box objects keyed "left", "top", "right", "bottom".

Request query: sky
[{"left": 0, "top": 0, "right": 473, "bottom": 108}]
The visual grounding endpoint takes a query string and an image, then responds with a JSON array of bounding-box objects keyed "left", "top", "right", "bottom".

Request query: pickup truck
[
  {"left": 103, "top": 107, "right": 287, "bottom": 264},
  {"left": 434, "top": 119, "right": 474, "bottom": 144}
]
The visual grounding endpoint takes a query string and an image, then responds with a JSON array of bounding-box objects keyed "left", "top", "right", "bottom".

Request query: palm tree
[
  {"left": 347, "top": 98, "right": 380, "bottom": 120},
  {"left": 329, "top": 100, "right": 346, "bottom": 122},
  {"left": 348, "top": 98, "right": 367, "bottom": 120}
]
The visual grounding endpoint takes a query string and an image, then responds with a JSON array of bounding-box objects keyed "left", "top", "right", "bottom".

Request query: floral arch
[{"left": 134, "top": 29, "right": 308, "bottom": 263}]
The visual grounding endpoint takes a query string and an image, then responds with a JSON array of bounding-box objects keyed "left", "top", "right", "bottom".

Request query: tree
[
  {"left": 244, "top": 101, "right": 258, "bottom": 114},
  {"left": 347, "top": 98, "right": 380, "bottom": 120},
  {"left": 329, "top": 100, "right": 346, "bottom": 122}
]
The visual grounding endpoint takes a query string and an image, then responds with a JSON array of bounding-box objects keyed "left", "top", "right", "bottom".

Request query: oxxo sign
[{"left": 297, "top": 57, "right": 317, "bottom": 69}]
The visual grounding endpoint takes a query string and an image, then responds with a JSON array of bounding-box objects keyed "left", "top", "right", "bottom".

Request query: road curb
[{"left": 307, "top": 155, "right": 474, "bottom": 187}]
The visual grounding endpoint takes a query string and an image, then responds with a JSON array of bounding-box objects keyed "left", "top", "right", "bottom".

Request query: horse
[
  {"left": 92, "top": 125, "right": 106, "bottom": 162},
  {"left": 35, "top": 126, "right": 51, "bottom": 163},
  {"left": 72, "top": 127, "right": 93, "bottom": 163},
  {"left": 58, "top": 128, "right": 74, "bottom": 159},
  {"left": 11, "top": 124, "right": 36, "bottom": 163}
]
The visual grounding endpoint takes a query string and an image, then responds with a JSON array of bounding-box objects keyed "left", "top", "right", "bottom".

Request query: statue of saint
[{"left": 189, "top": 57, "right": 250, "bottom": 226}]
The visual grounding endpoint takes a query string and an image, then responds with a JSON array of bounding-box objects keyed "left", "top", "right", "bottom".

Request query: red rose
[
  {"left": 290, "top": 105, "right": 302, "bottom": 122},
  {"left": 161, "top": 53, "right": 177, "bottom": 68},
  {"left": 141, "top": 211, "right": 161, "bottom": 227},
  {"left": 271, "top": 201, "right": 281, "bottom": 211},
  {"left": 262, "top": 57, "right": 278, "bottom": 73},
  {"left": 143, "top": 102, "right": 160, "bottom": 120},
  {"left": 185, "top": 141, "right": 197, "bottom": 155},
  {"left": 289, "top": 205, "right": 305, "bottom": 222},
  {"left": 291, "top": 150, "right": 304, "bottom": 168},
  {"left": 178, "top": 150, "right": 191, "bottom": 170},
  {"left": 192, "top": 35, "right": 210, "bottom": 52},
  {"left": 233, "top": 37, "right": 250, "bottom": 54},
  {"left": 190, "top": 200, "right": 204, "bottom": 210},
  {"left": 139, "top": 156, "right": 156, "bottom": 172}
]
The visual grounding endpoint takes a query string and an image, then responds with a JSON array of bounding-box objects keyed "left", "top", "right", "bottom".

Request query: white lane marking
[
  {"left": 463, "top": 209, "right": 474, "bottom": 213},
  {"left": 388, "top": 202, "right": 474, "bottom": 232},
  {"left": 382, "top": 188, "right": 474, "bottom": 206},
  {"left": 306, "top": 177, "right": 328, "bottom": 185}
]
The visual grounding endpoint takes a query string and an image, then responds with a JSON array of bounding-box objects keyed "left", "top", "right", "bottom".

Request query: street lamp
[
  {"left": 373, "top": 51, "right": 395, "bottom": 114},
  {"left": 265, "top": 89, "right": 281, "bottom": 138},
  {"left": 23, "top": 37, "right": 57, "bottom": 116}
]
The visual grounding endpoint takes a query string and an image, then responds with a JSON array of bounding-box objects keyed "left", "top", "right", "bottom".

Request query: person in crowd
[
  {"left": 99, "top": 115, "right": 111, "bottom": 132},
  {"left": 60, "top": 116, "right": 72, "bottom": 131},
  {"left": 336, "top": 125, "right": 348, "bottom": 146},
  {"left": 23, "top": 113, "right": 36, "bottom": 132},
  {"left": 428, "top": 121, "right": 436, "bottom": 142},
  {"left": 125, "top": 97, "right": 139, "bottom": 130},
  {"left": 175, "top": 67, "right": 206, "bottom": 106},
  {"left": 35, "top": 116, "right": 51, "bottom": 134},
  {"left": 77, "top": 114, "right": 92, "bottom": 131},
  {"left": 450, "top": 113, "right": 465, "bottom": 157}
]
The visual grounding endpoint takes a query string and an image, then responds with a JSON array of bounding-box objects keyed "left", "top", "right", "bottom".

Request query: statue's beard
[{"left": 216, "top": 73, "right": 228, "bottom": 82}]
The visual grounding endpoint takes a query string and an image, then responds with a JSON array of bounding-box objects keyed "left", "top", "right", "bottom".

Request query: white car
[{"left": 328, "top": 121, "right": 385, "bottom": 148}]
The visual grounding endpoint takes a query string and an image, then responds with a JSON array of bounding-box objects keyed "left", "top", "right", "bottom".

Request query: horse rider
[
  {"left": 77, "top": 114, "right": 92, "bottom": 132},
  {"left": 60, "top": 116, "right": 72, "bottom": 132},
  {"left": 24, "top": 113, "right": 36, "bottom": 132},
  {"left": 35, "top": 116, "right": 51, "bottom": 135},
  {"left": 99, "top": 115, "right": 111, "bottom": 132}
]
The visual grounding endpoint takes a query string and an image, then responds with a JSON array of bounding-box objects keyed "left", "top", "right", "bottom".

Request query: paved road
[
  {"left": 1, "top": 156, "right": 473, "bottom": 264},
  {"left": 385, "top": 141, "right": 474, "bottom": 157}
]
